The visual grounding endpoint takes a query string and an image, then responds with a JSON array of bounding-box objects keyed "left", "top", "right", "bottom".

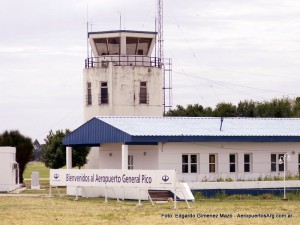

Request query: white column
[
  {"left": 66, "top": 146, "right": 72, "bottom": 169},
  {"left": 120, "top": 33, "right": 126, "bottom": 55},
  {"left": 122, "top": 144, "right": 128, "bottom": 170}
]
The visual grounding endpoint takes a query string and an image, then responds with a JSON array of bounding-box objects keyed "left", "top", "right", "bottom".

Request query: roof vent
[{"left": 220, "top": 117, "right": 224, "bottom": 131}]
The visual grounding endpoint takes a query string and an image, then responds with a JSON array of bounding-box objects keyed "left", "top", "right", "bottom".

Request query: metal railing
[{"left": 85, "top": 56, "right": 162, "bottom": 68}]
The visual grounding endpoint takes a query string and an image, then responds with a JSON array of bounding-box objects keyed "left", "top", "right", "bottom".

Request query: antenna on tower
[
  {"left": 157, "top": 0, "right": 164, "bottom": 65},
  {"left": 156, "top": 0, "right": 172, "bottom": 115},
  {"left": 119, "top": 11, "right": 122, "bottom": 30},
  {"left": 86, "top": 5, "right": 89, "bottom": 59}
]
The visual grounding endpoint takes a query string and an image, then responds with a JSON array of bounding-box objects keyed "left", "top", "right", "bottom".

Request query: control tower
[{"left": 84, "top": 30, "right": 170, "bottom": 121}]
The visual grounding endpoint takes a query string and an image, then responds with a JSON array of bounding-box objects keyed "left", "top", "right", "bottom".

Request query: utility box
[
  {"left": 31, "top": 172, "right": 40, "bottom": 189},
  {"left": 0, "top": 147, "right": 19, "bottom": 192}
]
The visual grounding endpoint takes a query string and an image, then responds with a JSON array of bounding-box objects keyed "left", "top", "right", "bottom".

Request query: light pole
[{"left": 278, "top": 153, "right": 291, "bottom": 200}]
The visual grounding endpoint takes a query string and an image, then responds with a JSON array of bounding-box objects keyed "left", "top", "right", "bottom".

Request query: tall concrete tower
[
  {"left": 83, "top": 30, "right": 172, "bottom": 169},
  {"left": 83, "top": 30, "right": 165, "bottom": 121}
]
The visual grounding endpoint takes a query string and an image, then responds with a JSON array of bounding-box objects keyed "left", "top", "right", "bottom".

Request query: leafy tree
[
  {"left": 0, "top": 130, "right": 33, "bottom": 183},
  {"left": 42, "top": 129, "right": 90, "bottom": 169},
  {"left": 293, "top": 97, "right": 300, "bottom": 117},
  {"left": 165, "top": 97, "right": 300, "bottom": 118},
  {"left": 166, "top": 104, "right": 213, "bottom": 117},
  {"left": 237, "top": 100, "right": 256, "bottom": 117},
  {"left": 256, "top": 98, "right": 293, "bottom": 117},
  {"left": 166, "top": 105, "right": 187, "bottom": 116},
  {"left": 33, "top": 139, "right": 43, "bottom": 161},
  {"left": 213, "top": 103, "right": 237, "bottom": 117}
]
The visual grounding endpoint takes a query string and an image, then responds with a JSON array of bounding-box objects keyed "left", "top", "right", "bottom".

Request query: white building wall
[
  {"left": 98, "top": 144, "right": 122, "bottom": 169},
  {"left": 83, "top": 63, "right": 163, "bottom": 169},
  {"left": 83, "top": 64, "right": 163, "bottom": 121},
  {"left": 85, "top": 142, "right": 299, "bottom": 182},
  {"left": 158, "top": 142, "right": 300, "bottom": 182},
  {"left": 0, "top": 147, "right": 18, "bottom": 192},
  {"left": 93, "top": 143, "right": 159, "bottom": 170},
  {"left": 126, "top": 145, "right": 158, "bottom": 170}
]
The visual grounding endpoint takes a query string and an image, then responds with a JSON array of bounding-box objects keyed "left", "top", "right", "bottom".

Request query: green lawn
[
  {"left": 11, "top": 162, "right": 300, "bottom": 224},
  {"left": 0, "top": 197, "right": 299, "bottom": 225},
  {"left": 23, "top": 162, "right": 50, "bottom": 179}
]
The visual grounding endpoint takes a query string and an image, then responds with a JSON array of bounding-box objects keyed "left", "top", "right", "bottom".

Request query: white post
[
  {"left": 105, "top": 186, "right": 108, "bottom": 203},
  {"left": 122, "top": 144, "right": 128, "bottom": 170},
  {"left": 279, "top": 153, "right": 290, "bottom": 201},
  {"left": 75, "top": 186, "right": 78, "bottom": 201},
  {"left": 283, "top": 159, "right": 286, "bottom": 200},
  {"left": 138, "top": 189, "right": 142, "bottom": 206},
  {"left": 174, "top": 172, "right": 177, "bottom": 209},
  {"left": 66, "top": 146, "right": 72, "bottom": 169}
]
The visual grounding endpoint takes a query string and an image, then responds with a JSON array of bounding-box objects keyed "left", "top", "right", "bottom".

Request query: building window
[
  {"left": 229, "top": 154, "right": 237, "bottom": 173},
  {"left": 271, "top": 153, "right": 285, "bottom": 172},
  {"left": 128, "top": 155, "right": 133, "bottom": 170},
  {"left": 86, "top": 82, "right": 92, "bottom": 105},
  {"left": 126, "top": 37, "right": 151, "bottom": 55},
  {"left": 99, "top": 82, "right": 108, "bottom": 104},
  {"left": 139, "top": 82, "right": 148, "bottom": 104},
  {"left": 209, "top": 154, "right": 217, "bottom": 173},
  {"left": 94, "top": 37, "right": 120, "bottom": 55},
  {"left": 244, "top": 154, "right": 251, "bottom": 172},
  {"left": 182, "top": 154, "right": 198, "bottom": 174}
]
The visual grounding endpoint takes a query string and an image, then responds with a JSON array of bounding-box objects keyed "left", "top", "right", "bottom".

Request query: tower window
[
  {"left": 126, "top": 37, "right": 152, "bottom": 55},
  {"left": 99, "top": 82, "right": 108, "bottom": 104},
  {"left": 86, "top": 82, "right": 92, "bottom": 105},
  {"left": 139, "top": 82, "right": 148, "bottom": 104},
  {"left": 94, "top": 37, "right": 120, "bottom": 56}
]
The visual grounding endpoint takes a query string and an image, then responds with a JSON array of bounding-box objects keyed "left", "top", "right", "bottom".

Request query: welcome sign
[{"left": 50, "top": 169, "right": 176, "bottom": 189}]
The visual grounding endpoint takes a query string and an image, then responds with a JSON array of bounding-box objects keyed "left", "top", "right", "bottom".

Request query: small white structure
[
  {"left": 0, "top": 147, "right": 19, "bottom": 192},
  {"left": 31, "top": 172, "right": 40, "bottom": 190}
]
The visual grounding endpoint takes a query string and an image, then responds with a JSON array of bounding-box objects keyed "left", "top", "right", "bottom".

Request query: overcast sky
[{"left": 1, "top": 0, "right": 300, "bottom": 143}]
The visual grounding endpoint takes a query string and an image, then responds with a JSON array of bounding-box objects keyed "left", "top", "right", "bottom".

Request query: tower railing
[{"left": 85, "top": 56, "right": 162, "bottom": 68}]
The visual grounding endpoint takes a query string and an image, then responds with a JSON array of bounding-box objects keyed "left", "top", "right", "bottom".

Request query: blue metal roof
[{"left": 63, "top": 117, "right": 300, "bottom": 146}]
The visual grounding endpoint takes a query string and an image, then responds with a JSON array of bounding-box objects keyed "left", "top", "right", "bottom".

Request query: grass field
[
  {"left": 23, "top": 162, "right": 50, "bottom": 179},
  {"left": 0, "top": 196, "right": 299, "bottom": 225},
  {"left": 12, "top": 162, "right": 299, "bottom": 224}
]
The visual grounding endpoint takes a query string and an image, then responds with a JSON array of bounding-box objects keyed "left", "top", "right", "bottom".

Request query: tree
[
  {"left": 33, "top": 139, "right": 43, "bottom": 161},
  {"left": 256, "top": 98, "right": 293, "bottom": 117},
  {"left": 165, "top": 97, "right": 300, "bottom": 118},
  {"left": 42, "top": 129, "right": 90, "bottom": 169},
  {"left": 237, "top": 100, "right": 256, "bottom": 117},
  {"left": 0, "top": 130, "right": 33, "bottom": 183},
  {"left": 293, "top": 97, "right": 300, "bottom": 117},
  {"left": 213, "top": 103, "right": 237, "bottom": 117},
  {"left": 166, "top": 104, "right": 213, "bottom": 117}
]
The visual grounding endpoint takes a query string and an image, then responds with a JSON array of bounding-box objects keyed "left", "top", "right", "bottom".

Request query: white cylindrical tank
[{"left": 0, "top": 147, "right": 19, "bottom": 192}]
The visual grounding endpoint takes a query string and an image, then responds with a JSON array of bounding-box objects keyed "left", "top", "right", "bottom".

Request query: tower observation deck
[{"left": 83, "top": 30, "right": 172, "bottom": 120}]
